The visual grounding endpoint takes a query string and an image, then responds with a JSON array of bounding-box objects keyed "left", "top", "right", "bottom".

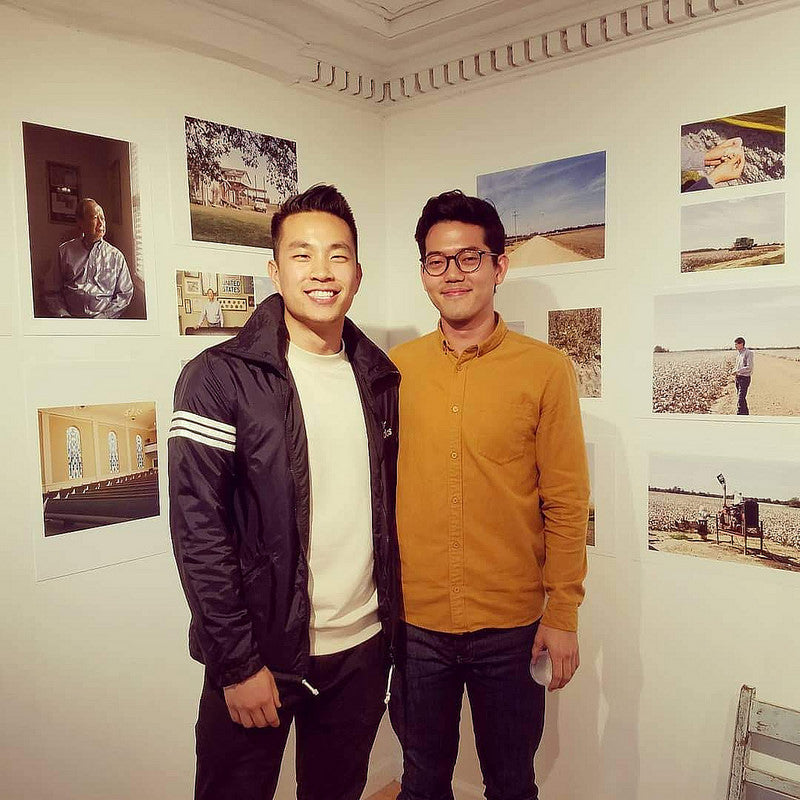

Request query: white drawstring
[
  {"left": 301, "top": 678, "right": 320, "bottom": 696},
  {"left": 384, "top": 664, "right": 394, "bottom": 705}
]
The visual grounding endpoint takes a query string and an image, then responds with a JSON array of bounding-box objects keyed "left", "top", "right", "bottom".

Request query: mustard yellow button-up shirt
[{"left": 391, "top": 318, "right": 589, "bottom": 634}]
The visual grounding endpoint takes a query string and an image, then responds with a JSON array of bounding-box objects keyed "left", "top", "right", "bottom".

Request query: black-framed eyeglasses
[{"left": 421, "top": 248, "right": 499, "bottom": 276}]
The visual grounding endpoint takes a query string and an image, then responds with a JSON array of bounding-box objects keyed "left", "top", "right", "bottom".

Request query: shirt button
[
  {"left": 452, "top": 586, "right": 461, "bottom": 594},
  {"left": 451, "top": 541, "right": 460, "bottom": 549},
  {"left": 450, "top": 451, "right": 458, "bottom": 459},
  {"left": 451, "top": 496, "right": 460, "bottom": 504},
  {"left": 456, "top": 365, "right": 463, "bottom": 372},
  {"left": 451, "top": 405, "right": 459, "bottom": 413}
]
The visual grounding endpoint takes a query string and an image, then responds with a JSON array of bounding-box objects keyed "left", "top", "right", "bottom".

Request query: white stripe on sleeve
[
  {"left": 168, "top": 428, "right": 236, "bottom": 453},
  {"left": 171, "top": 410, "right": 236, "bottom": 436}
]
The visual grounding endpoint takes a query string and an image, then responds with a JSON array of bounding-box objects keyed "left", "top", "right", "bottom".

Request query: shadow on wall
[
  {"left": 22, "top": 122, "right": 147, "bottom": 320},
  {"left": 535, "top": 416, "right": 643, "bottom": 800}
]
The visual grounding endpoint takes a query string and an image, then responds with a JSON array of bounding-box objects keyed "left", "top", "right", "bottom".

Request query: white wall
[
  {"left": 0, "top": 6, "right": 396, "bottom": 799},
  {"left": 383, "top": 7, "right": 800, "bottom": 800}
]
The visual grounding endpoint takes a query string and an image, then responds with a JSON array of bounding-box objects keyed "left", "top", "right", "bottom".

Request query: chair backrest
[{"left": 727, "top": 685, "right": 800, "bottom": 800}]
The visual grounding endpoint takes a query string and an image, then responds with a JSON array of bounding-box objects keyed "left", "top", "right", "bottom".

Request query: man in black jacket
[{"left": 169, "top": 185, "right": 401, "bottom": 800}]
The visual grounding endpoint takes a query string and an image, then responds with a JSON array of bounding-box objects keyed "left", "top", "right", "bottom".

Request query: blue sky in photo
[
  {"left": 681, "top": 193, "right": 785, "bottom": 251},
  {"left": 654, "top": 286, "right": 800, "bottom": 351},
  {"left": 477, "top": 151, "right": 606, "bottom": 236}
]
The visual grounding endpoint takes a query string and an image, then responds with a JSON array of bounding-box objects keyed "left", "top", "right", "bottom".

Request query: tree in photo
[{"left": 185, "top": 116, "right": 297, "bottom": 198}]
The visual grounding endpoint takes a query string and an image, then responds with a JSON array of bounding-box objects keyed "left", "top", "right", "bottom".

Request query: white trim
[
  {"left": 171, "top": 410, "right": 236, "bottom": 435},
  {"left": 170, "top": 416, "right": 236, "bottom": 444},
  {"left": 168, "top": 428, "right": 236, "bottom": 452},
  {"left": 306, "top": 0, "right": 793, "bottom": 107}
]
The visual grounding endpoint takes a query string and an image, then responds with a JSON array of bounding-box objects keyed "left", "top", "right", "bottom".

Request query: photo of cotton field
[
  {"left": 652, "top": 287, "right": 800, "bottom": 416},
  {"left": 648, "top": 453, "right": 800, "bottom": 572}
]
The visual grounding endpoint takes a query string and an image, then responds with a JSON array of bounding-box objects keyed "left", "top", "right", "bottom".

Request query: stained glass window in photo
[
  {"left": 66, "top": 426, "right": 83, "bottom": 479},
  {"left": 136, "top": 434, "right": 144, "bottom": 469},
  {"left": 108, "top": 431, "right": 120, "bottom": 473}
]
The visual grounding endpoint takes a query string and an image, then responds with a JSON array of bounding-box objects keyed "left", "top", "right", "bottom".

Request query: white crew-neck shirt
[{"left": 286, "top": 341, "right": 380, "bottom": 655}]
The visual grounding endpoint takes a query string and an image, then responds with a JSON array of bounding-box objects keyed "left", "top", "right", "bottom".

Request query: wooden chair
[{"left": 727, "top": 685, "right": 800, "bottom": 799}]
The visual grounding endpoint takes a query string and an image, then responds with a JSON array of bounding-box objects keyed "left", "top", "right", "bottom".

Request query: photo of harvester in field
[
  {"left": 652, "top": 287, "right": 800, "bottom": 417},
  {"left": 681, "top": 193, "right": 785, "bottom": 273},
  {"left": 185, "top": 116, "right": 298, "bottom": 249},
  {"left": 548, "top": 307, "right": 601, "bottom": 398},
  {"left": 478, "top": 151, "right": 605, "bottom": 270},
  {"left": 648, "top": 453, "right": 800, "bottom": 572}
]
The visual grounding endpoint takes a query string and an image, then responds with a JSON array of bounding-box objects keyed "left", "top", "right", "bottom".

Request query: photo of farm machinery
[{"left": 670, "top": 472, "right": 764, "bottom": 554}]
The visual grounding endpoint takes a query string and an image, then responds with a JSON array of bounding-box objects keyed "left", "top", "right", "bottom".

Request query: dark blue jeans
[
  {"left": 194, "top": 634, "right": 386, "bottom": 800},
  {"left": 736, "top": 375, "right": 751, "bottom": 415},
  {"left": 390, "top": 621, "right": 545, "bottom": 800}
]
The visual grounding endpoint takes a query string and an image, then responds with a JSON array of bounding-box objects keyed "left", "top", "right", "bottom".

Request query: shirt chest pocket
[{"left": 474, "top": 400, "right": 534, "bottom": 466}]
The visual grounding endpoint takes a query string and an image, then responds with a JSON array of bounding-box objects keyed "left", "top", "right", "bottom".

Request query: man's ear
[
  {"left": 494, "top": 253, "right": 510, "bottom": 288},
  {"left": 268, "top": 259, "right": 281, "bottom": 294}
]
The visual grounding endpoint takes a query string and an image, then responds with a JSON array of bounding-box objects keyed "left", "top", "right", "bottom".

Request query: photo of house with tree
[{"left": 185, "top": 116, "right": 298, "bottom": 249}]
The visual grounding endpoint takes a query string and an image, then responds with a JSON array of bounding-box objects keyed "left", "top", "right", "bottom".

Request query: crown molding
[
  {"left": 305, "top": 0, "right": 799, "bottom": 110},
  {"left": 3, "top": 0, "right": 797, "bottom": 115}
]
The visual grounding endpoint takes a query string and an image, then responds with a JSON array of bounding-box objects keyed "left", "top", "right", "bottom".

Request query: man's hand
[
  {"left": 707, "top": 150, "right": 745, "bottom": 185},
  {"left": 531, "top": 625, "right": 579, "bottom": 692},
  {"left": 223, "top": 666, "right": 282, "bottom": 728}
]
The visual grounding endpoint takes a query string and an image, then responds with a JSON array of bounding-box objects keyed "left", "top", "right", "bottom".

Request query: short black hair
[
  {"left": 414, "top": 190, "right": 505, "bottom": 258},
  {"left": 735, "top": 336, "right": 746, "bottom": 346},
  {"left": 271, "top": 184, "right": 358, "bottom": 259}
]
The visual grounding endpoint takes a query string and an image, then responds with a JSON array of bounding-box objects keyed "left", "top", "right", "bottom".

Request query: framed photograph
[
  {"left": 24, "top": 123, "right": 147, "bottom": 321},
  {"left": 46, "top": 161, "right": 80, "bottom": 224},
  {"left": 185, "top": 116, "right": 298, "bottom": 250},
  {"left": 681, "top": 193, "right": 785, "bottom": 273},
  {"left": 477, "top": 151, "right": 606, "bottom": 272},
  {"left": 38, "top": 402, "right": 159, "bottom": 537},
  {"left": 653, "top": 286, "right": 800, "bottom": 418},
  {"left": 25, "top": 359, "right": 169, "bottom": 580},
  {"left": 548, "top": 307, "right": 602, "bottom": 398},
  {"left": 681, "top": 106, "right": 785, "bottom": 192},
  {"left": 649, "top": 453, "right": 800, "bottom": 573},
  {"left": 176, "top": 270, "right": 269, "bottom": 335},
  {"left": 184, "top": 276, "right": 201, "bottom": 295}
]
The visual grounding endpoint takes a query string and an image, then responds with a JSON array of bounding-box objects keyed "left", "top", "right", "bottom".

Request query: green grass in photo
[{"left": 190, "top": 204, "right": 274, "bottom": 249}]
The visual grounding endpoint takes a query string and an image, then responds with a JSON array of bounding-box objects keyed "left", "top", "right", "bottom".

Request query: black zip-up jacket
[{"left": 168, "top": 294, "right": 401, "bottom": 689}]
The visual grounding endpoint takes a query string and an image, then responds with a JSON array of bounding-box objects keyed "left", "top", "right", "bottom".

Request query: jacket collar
[{"left": 216, "top": 294, "right": 398, "bottom": 385}]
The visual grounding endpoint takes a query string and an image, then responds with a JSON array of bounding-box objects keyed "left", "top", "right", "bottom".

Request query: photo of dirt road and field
[
  {"left": 185, "top": 116, "right": 298, "bottom": 249},
  {"left": 649, "top": 453, "right": 800, "bottom": 573},
  {"left": 478, "top": 151, "right": 605, "bottom": 270},
  {"left": 680, "top": 106, "right": 785, "bottom": 193},
  {"left": 653, "top": 287, "right": 800, "bottom": 417},
  {"left": 681, "top": 193, "right": 785, "bottom": 273}
]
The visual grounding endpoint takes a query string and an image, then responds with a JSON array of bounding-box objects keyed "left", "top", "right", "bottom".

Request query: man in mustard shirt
[{"left": 389, "top": 190, "right": 589, "bottom": 800}]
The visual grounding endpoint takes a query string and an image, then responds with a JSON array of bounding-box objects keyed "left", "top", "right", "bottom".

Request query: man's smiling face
[
  {"left": 421, "top": 221, "right": 507, "bottom": 329},
  {"left": 269, "top": 210, "right": 361, "bottom": 349}
]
